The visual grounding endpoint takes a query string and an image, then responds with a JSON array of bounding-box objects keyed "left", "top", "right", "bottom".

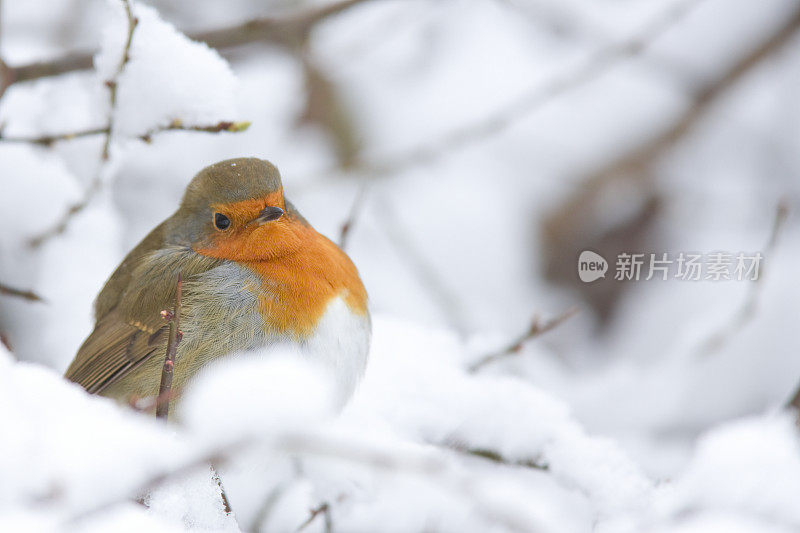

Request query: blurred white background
[{"left": 1, "top": 0, "right": 800, "bottom": 531}]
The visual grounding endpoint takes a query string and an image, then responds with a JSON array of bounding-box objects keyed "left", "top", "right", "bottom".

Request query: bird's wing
[{"left": 65, "top": 246, "right": 221, "bottom": 394}]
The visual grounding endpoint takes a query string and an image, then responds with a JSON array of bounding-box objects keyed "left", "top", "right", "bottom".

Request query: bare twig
[
  {"left": 338, "top": 181, "right": 368, "bottom": 249},
  {"left": 469, "top": 306, "right": 580, "bottom": 373},
  {"left": 12, "top": 118, "right": 249, "bottom": 247},
  {"left": 0, "top": 282, "right": 43, "bottom": 302},
  {"left": 139, "top": 119, "right": 251, "bottom": 142},
  {"left": 156, "top": 273, "right": 182, "bottom": 420},
  {"left": 698, "top": 201, "right": 790, "bottom": 357},
  {"left": 0, "top": 126, "right": 111, "bottom": 146},
  {"left": 27, "top": 192, "right": 100, "bottom": 248},
  {"left": 211, "top": 467, "right": 233, "bottom": 515},
  {"left": 446, "top": 443, "right": 548, "bottom": 471},
  {"left": 296, "top": 502, "right": 332, "bottom": 532},
  {"left": 0, "top": 120, "right": 251, "bottom": 146}
]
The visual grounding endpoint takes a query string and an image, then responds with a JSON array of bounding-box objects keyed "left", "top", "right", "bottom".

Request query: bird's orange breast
[
  {"left": 194, "top": 197, "right": 368, "bottom": 339},
  {"left": 242, "top": 227, "right": 367, "bottom": 339}
]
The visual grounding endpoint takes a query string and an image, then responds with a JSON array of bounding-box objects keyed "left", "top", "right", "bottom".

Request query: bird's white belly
[
  {"left": 182, "top": 262, "right": 370, "bottom": 406},
  {"left": 299, "top": 296, "right": 371, "bottom": 406}
]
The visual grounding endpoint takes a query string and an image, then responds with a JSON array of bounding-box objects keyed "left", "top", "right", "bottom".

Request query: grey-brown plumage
[
  {"left": 66, "top": 157, "right": 371, "bottom": 412},
  {"left": 65, "top": 159, "right": 282, "bottom": 397}
]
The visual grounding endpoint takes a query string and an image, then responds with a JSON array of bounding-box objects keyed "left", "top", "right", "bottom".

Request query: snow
[
  {"left": 2, "top": 0, "right": 800, "bottom": 530},
  {"left": 95, "top": 1, "right": 239, "bottom": 138},
  {"left": 0, "top": 343, "right": 184, "bottom": 516},
  {"left": 179, "top": 349, "right": 336, "bottom": 442}
]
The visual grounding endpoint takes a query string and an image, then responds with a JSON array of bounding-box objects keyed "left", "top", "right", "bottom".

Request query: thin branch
[
  {"left": 252, "top": 481, "right": 294, "bottom": 533},
  {"left": 338, "top": 181, "right": 368, "bottom": 249},
  {"left": 139, "top": 119, "right": 252, "bottom": 142},
  {"left": 65, "top": 430, "right": 546, "bottom": 533},
  {"left": 0, "top": 120, "right": 251, "bottom": 147},
  {"left": 27, "top": 189, "right": 100, "bottom": 248},
  {"left": 156, "top": 273, "right": 182, "bottom": 420},
  {"left": 698, "top": 200, "right": 790, "bottom": 357},
  {"left": 296, "top": 502, "right": 332, "bottom": 533},
  {"left": 2, "top": 0, "right": 374, "bottom": 90},
  {"left": 102, "top": 0, "right": 138, "bottom": 160},
  {"left": 469, "top": 306, "right": 580, "bottom": 373},
  {"left": 0, "top": 126, "right": 110, "bottom": 146},
  {"left": 445, "top": 443, "right": 549, "bottom": 471},
  {"left": 374, "top": 198, "right": 471, "bottom": 338},
  {"left": 211, "top": 467, "right": 233, "bottom": 516},
  {"left": 0, "top": 282, "right": 43, "bottom": 302}
]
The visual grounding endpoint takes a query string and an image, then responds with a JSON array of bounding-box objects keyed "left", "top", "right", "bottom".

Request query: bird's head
[{"left": 168, "top": 158, "right": 309, "bottom": 261}]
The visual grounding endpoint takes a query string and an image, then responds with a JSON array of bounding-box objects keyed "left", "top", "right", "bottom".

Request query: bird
[{"left": 65, "top": 157, "right": 370, "bottom": 412}]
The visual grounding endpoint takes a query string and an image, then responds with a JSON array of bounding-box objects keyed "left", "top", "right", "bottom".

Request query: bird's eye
[{"left": 213, "top": 213, "right": 231, "bottom": 230}]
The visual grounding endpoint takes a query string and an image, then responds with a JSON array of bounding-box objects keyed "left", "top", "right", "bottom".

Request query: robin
[{"left": 65, "top": 158, "right": 370, "bottom": 411}]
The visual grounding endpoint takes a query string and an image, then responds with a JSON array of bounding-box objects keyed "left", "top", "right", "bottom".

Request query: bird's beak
[{"left": 251, "top": 205, "right": 284, "bottom": 226}]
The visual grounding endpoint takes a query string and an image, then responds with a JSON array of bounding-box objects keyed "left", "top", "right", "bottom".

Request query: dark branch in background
[
  {"left": 0, "top": 0, "right": 374, "bottom": 88},
  {"left": 0, "top": 331, "right": 11, "bottom": 352},
  {"left": 0, "top": 282, "right": 43, "bottom": 302},
  {"left": 469, "top": 307, "right": 579, "bottom": 373},
  {"left": 298, "top": 53, "right": 362, "bottom": 169},
  {"left": 338, "top": 182, "right": 368, "bottom": 249},
  {"left": 156, "top": 273, "right": 182, "bottom": 420},
  {"left": 787, "top": 372, "right": 800, "bottom": 416},
  {"left": 296, "top": 502, "right": 332, "bottom": 533},
  {"left": 577, "top": 5, "right": 800, "bottom": 194},
  {"left": 697, "top": 201, "right": 789, "bottom": 357},
  {"left": 539, "top": 2, "right": 800, "bottom": 325},
  {"left": 352, "top": 0, "right": 707, "bottom": 180},
  {"left": 288, "top": 0, "right": 706, "bottom": 200}
]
